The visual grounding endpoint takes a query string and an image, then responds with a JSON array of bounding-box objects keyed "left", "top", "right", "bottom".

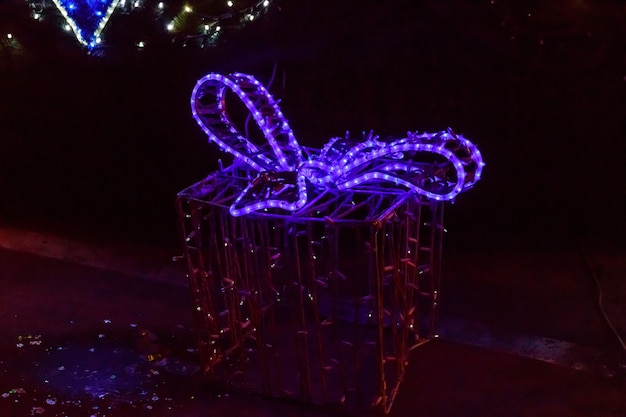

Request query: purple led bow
[{"left": 191, "top": 72, "right": 484, "bottom": 217}]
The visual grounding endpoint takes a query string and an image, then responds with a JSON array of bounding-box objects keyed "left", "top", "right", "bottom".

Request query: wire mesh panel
[{"left": 176, "top": 165, "right": 445, "bottom": 414}]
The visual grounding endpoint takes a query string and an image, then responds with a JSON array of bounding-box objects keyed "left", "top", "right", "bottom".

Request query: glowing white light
[
  {"left": 95, "top": 37, "right": 102, "bottom": 44},
  {"left": 133, "top": 0, "right": 140, "bottom": 7},
  {"left": 6, "top": 33, "right": 12, "bottom": 39},
  {"left": 157, "top": 1, "right": 164, "bottom": 9},
  {"left": 204, "top": 24, "right": 210, "bottom": 31},
  {"left": 64, "top": 24, "right": 71, "bottom": 31},
  {"left": 215, "top": 25, "right": 221, "bottom": 31},
  {"left": 247, "top": 14, "right": 254, "bottom": 21},
  {"left": 33, "top": 12, "right": 41, "bottom": 19},
  {"left": 166, "top": 21, "right": 174, "bottom": 31},
  {"left": 137, "top": 41, "right": 145, "bottom": 47},
  {"left": 184, "top": 4, "right": 192, "bottom": 12},
  {"left": 263, "top": 0, "right": 269, "bottom": 6},
  {"left": 226, "top": 0, "right": 233, "bottom": 6}
]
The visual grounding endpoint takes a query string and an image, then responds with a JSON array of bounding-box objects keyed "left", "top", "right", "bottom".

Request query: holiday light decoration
[
  {"left": 26, "top": 0, "right": 274, "bottom": 50},
  {"left": 190, "top": 72, "right": 484, "bottom": 217},
  {"left": 181, "top": 71, "right": 484, "bottom": 414},
  {"left": 50, "top": 0, "right": 121, "bottom": 48}
]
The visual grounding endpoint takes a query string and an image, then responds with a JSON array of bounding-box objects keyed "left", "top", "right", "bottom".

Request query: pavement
[{"left": 0, "top": 226, "right": 625, "bottom": 417}]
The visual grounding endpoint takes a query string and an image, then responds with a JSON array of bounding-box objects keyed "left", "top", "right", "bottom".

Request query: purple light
[{"left": 191, "top": 73, "right": 485, "bottom": 216}]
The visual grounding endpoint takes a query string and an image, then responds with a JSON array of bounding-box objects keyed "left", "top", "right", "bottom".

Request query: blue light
[{"left": 52, "top": 0, "right": 120, "bottom": 47}]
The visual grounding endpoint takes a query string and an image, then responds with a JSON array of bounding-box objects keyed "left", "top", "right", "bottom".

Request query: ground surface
[{"left": 0, "top": 230, "right": 625, "bottom": 416}]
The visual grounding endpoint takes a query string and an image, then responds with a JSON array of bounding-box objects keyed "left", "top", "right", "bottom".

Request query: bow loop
[{"left": 191, "top": 73, "right": 484, "bottom": 217}]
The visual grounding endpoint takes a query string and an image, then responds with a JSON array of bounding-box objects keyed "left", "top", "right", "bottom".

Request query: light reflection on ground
[{"left": 0, "top": 322, "right": 200, "bottom": 416}]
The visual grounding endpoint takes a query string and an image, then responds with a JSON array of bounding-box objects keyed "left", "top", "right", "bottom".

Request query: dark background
[{"left": 0, "top": 0, "right": 625, "bottom": 250}]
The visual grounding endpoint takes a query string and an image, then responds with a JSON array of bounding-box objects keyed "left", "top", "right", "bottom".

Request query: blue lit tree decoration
[
  {"left": 22, "top": 0, "right": 276, "bottom": 52},
  {"left": 51, "top": 0, "right": 121, "bottom": 48}
]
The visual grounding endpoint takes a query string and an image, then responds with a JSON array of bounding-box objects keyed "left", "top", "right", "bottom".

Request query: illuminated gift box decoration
[{"left": 177, "top": 72, "right": 483, "bottom": 413}]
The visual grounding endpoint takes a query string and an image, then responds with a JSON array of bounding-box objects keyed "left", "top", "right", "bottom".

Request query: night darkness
[
  {"left": 1, "top": 1, "right": 626, "bottom": 415},
  {"left": 0, "top": 0, "right": 625, "bottom": 249}
]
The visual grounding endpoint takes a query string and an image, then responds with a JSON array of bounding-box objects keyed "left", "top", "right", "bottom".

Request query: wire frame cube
[{"left": 176, "top": 164, "right": 445, "bottom": 414}]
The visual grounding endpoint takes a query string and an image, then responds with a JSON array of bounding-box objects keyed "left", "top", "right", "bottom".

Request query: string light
[
  {"left": 48, "top": 0, "right": 121, "bottom": 48},
  {"left": 6, "top": 33, "right": 12, "bottom": 39},
  {"left": 25, "top": 0, "right": 275, "bottom": 52}
]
